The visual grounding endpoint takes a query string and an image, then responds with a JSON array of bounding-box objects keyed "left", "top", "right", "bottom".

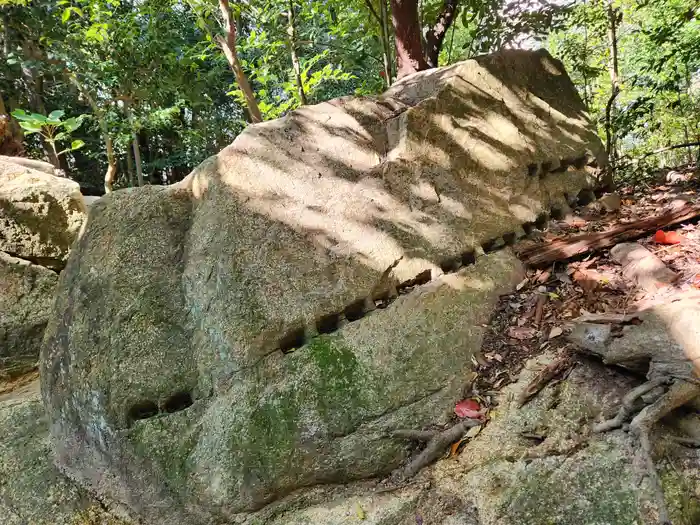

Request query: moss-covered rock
[
  {"left": 41, "top": 49, "right": 605, "bottom": 524},
  {"left": 0, "top": 380, "right": 132, "bottom": 525}
]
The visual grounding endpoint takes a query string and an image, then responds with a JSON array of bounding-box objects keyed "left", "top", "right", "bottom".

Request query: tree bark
[
  {"left": 286, "top": 0, "right": 307, "bottom": 105},
  {"left": 123, "top": 99, "right": 144, "bottom": 186},
  {"left": 604, "top": 0, "right": 620, "bottom": 164},
  {"left": 390, "top": 0, "right": 429, "bottom": 78},
  {"left": 515, "top": 202, "right": 700, "bottom": 267},
  {"left": 379, "top": 0, "right": 394, "bottom": 86},
  {"left": 217, "top": 0, "right": 262, "bottom": 123},
  {"left": 424, "top": 0, "right": 460, "bottom": 68},
  {"left": 68, "top": 74, "right": 117, "bottom": 193}
]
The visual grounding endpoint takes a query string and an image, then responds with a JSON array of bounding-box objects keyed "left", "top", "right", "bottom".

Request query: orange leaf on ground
[{"left": 654, "top": 230, "right": 682, "bottom": 244}]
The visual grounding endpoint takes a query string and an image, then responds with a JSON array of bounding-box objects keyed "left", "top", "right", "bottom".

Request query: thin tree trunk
[
  {"left": 123, "top": 99, "right": 144, "bottom": 186},
  {"left": 286, "top": 0, "right": 307, "bottom": 105},
  {"left": 390, "top": 0, "right": 429, "bottom": 78},
  {"left": 604, "top": 0, "right": 620, "bottom": 165},
  {"left": 125, "top": 137, "right": 135, "bottom": 187},
  {"left": 68, "top": 74, "right": 117, "bottom": 193},
  {"left": 424, "top": 0, "right": 459, "bottom": 68},
  {"left": 217, "top": 0, "right": 262, "bottom": 123},
  {"left": 363, "top": 0, "right": 393, "bottom": 86},
  {"left": 379, "top": 0, "right": 393, "bottom": 85}
]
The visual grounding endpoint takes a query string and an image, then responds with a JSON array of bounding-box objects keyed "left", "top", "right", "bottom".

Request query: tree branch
[{"left": 424, "top": 0, "right": 460, "bottom": 68}]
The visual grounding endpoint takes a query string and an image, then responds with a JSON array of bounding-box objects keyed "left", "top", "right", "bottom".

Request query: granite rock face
[
  {"left": 0, "top": 158, "right": 87, "bottom": 378},
  {"left": 42, "top": 49, "right": 606, "bottom": 524},
  {"left": 0, "top": 157, "right": 86, "bottom": 270},
  {"left": 0, "top": 253, "right": 58, "bottom": 377}
]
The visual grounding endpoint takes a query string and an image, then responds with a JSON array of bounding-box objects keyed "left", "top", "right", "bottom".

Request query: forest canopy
[{"left": 1, "top": 0, "right": 698, "bottom": 193}]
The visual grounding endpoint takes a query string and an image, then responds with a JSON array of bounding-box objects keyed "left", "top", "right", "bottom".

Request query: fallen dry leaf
[
  {"left": 508, "top": 326, "right": 537, "bottom": 340},
  {"left": 548, "top": 326, "right": 563, "bottom": 339}
]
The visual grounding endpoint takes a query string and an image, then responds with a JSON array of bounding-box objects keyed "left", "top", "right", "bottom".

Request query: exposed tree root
[
  {"left": 593, "top": 378, "right": 670, "bottom": 433},
  {"left": 595, "top": 379, "right": 700, "bottom": 525},
  {"left": 390, "top": 419, "right": 481, "bottom": 480}
]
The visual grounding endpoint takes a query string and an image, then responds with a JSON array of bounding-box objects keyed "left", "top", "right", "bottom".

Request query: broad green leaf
[
  {"left": 47, "top": 109, "right": 65, "bottom": 122},
  {"left": 70, "top": 139, "right": 86, "bottom": 150},
  {"left": 10, "top": 109, "right": 31, "bottom": 121},
  {"left": 18, "top": 122, "right": 42, "bottom": 134}
]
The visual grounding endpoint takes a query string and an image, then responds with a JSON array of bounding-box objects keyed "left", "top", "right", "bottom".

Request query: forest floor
[{"left": 468, "top": 165, "right": 700, "bottom": 425}]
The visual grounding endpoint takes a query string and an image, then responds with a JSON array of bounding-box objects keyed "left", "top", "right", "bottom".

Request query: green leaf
[
  {"left": 47, "top": 109, "right": 65, "bottom": 122},
  {"left": 18, "top": 121, "right": 42, "bottom": 134},
  {"left": 62, "top": 8, "right": 71, "bottom": 23},
  {"left": 10, "top": 109, "right": 30, "bottom": 121},
  {"left": 70, "top": 139, "right": 86, "bottom": 150},
  {"left": 29, "top": 113, "right": 48, "bottom": 123}
]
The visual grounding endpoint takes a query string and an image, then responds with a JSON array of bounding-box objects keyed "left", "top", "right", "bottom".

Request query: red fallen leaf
[
  {"left": 664, "top": 231, "right": 682, "bottom": 244},
  {"left": 454, "top": 398, "right": 482, "bottom": 419},
  {"left": 654, "top": 230, "right": 682, "bottom": 244}
]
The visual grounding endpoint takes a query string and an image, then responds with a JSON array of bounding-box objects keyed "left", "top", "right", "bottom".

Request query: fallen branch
[
  {"left": 516, "top": 202, "right": 700, "bottom": 267},
  {"left": 517, "top": 355, "right": 573, "bottom": 408},
  {"left": 618, "top": 141, "right": 700, "bottom": 168}
]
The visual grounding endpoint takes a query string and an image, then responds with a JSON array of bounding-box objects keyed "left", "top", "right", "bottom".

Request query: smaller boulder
[
  {"left": 0, "top": 252, "right": 58, "bottom": 378},
  {"left": 0, "top": 158, "right": 87, "bottom": 269}
]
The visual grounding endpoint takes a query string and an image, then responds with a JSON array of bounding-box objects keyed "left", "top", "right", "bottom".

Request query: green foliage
[
  {"left": 5, "top": 0, "right": 693, "bottom": 190},
  {"left": 11, "top": 108, "right": 87, "bottom": 157},
  {"left": 548, "top": 0, "right": 700, "bottom": 180}
]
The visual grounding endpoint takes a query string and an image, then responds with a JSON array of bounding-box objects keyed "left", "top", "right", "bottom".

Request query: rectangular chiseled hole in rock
[
  {"left": 460, "top": 250, "right": 476, "bottom": 266},
  {"left": 573, "top": 155, "right": 588, "bottom": 169},
  {"left": 316, "top": 312, "right": 341, "bottom": 334},
  {"left": 412, "top": 269, "right": 431, "bottom": 286},
  {"left": 577, "top": 188, "right": 595, "bottom": 206},
  {"left": 534, "top": 213, "right": 549, "bottom": 230},
  {"left": 129, "top": 400, "right": 159, "bottom": 423},
  {"left": 163, "top": 392, "right": 194, "bottom": 414},
  {"left": 344, "top": 299, "right": 367, "bottom": 322},
  {"left": 279, "top": 327, "right": 307, "bottom": 353},
  {"left": 439, "top": 256, "right": 462, "bottom": 273},
  {"left": 550, "top": 206, "right": 565, "bottom": 220},
  {"left": 481, "top": 237, "right": 503, "bottom": 253},
  {"left": 527, "top": 163, "right": 538, "bottom": 177},
  {"left": 373, "top": 291, "right": 393, "bottom": 309},
  {"left": 502, "top": 232, "right": 517, "bottom": 245},
  {"left": 551, "top": 161, "right": 567, "bottom": 173}
]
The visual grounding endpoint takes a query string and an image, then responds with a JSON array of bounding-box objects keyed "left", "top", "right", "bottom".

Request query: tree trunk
[
  {"left": 125, "top": 137, "right": 135, "bottom": 187},
  {"left": 424, "top": 0, "right": 459, "bottom": 68},
  {"left": 286, "top": 0, "right": 307, "bottom": 105},
  {"left": 379, "top": 0, "right": 394, "bottom": 86},
  {"left": 390, "top": 0, "right": 429, "bottom": 78},
  {"left": 217, "top": 0, "right": 262, "bottom": 123},
  {"left": 67, "top": 73, "right": 117, "bottom": 193},
  {"left": 123, "top": 99, "right": 144, "bottom": 186},
  {"left": 363, "top": 0, "right": 394, "bottom": 87},
  {"left": 604, "top": 0, "right": 620, "bottom": 164}
]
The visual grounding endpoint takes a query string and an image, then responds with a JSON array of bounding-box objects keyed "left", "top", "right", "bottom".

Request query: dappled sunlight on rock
[{"left": 41, "top": 49, "right": 607, "bottom": 524}]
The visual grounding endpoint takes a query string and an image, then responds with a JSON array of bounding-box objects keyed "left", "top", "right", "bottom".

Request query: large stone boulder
[
  {"left": 0, "top": 157, "right": 87, "bottom": 269},
  {"left": 0, "top": 252, "right": 58, "bottom": 378},
  {"left": 42, "top": 49, "right": 606, "bottom": 524}
]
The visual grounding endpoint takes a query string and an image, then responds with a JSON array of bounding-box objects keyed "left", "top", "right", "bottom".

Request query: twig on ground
[{"left": 390, "top": 418, "right": 482, "bottom": 480}]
